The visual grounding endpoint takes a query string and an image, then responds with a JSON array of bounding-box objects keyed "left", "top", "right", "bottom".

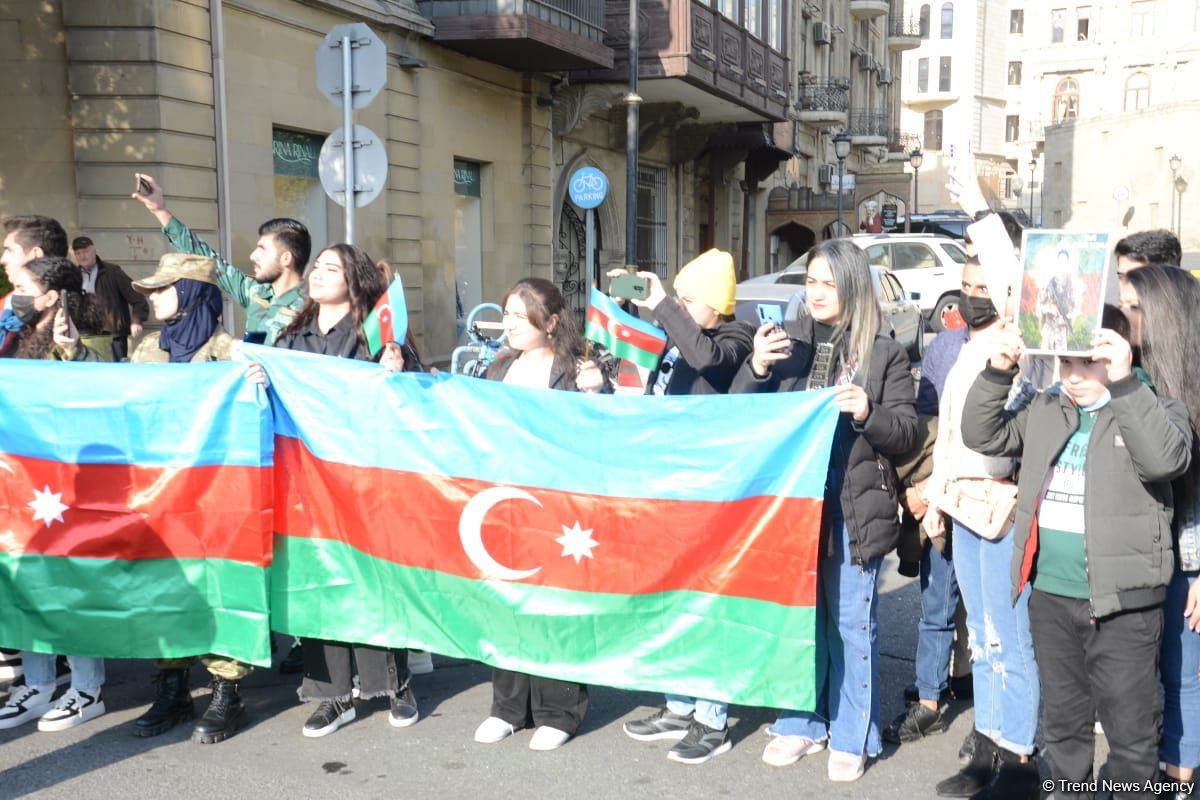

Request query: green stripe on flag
[
  {"left": 271, "top": 535, "right": 817, "bottom": 711},
  {"left": 584, "top": 320, "right": 663, "bottom": 371},
  {"left": 362, "top": 311, "right": 383, "bottom": 357},
  {"left": 0, "top": 554, "right": 271, "bottom": 666}
]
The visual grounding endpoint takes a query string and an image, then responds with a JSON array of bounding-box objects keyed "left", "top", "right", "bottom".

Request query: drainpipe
[{"left": 210, "top": 0, "right": 236, "bottom": 333}]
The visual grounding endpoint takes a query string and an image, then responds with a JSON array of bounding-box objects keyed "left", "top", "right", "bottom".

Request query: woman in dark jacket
[
  {"left": 730, "top": 239, "right": 917, "bottom": 782},
  {"left": 248, "top": 243, "right": 420, "bottom": 738},
  {"left": 473, "top": 277, "right": 602, "bottom": 751}
]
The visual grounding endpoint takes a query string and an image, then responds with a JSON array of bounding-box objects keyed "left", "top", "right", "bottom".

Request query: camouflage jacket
[{"left": 131, "top": 330, "right": 235, "bottom": 363}]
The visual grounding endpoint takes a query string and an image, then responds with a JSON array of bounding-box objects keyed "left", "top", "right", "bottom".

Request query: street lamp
[
  {"left": 834, "top": 131, "right": 852, "bottom": 237},
  {"left": 1028, "top": 157, "right": 1037, "bottom": 224},
  {"left": 1170, "top": 154, "right": 1182, "bottom": 236},
  {"left": 908, "top": 148, "right": 923, "bottom": 232},
  {"left": 1176, "top": 175, "right": 1188, "bottom": 239}
]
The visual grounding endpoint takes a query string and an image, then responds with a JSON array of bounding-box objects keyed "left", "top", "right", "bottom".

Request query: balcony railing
[
  {"left": 888, "top": 14, "right": 920, "bottom": 37},
  {"left": 848, "top": 108, "right": 888, "bottom": 137},
  {"left": 888, "top": 130, "right": 921, "bottom": 153},
  {"left": 797, "top": 80, "right": 850, "bottom": 113}
]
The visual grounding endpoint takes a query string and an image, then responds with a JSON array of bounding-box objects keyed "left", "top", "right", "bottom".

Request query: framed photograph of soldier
[{"left": 1017, "top": 230, "right": 1111, "bottom": 355}]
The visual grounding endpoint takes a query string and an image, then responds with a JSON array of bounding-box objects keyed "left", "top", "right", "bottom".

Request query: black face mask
[
  {"left": 960, "top": 295, "right": 998, "bottom": 329},
  {"left": 9, "top": 294, "right": 42, "bottom": 325}
]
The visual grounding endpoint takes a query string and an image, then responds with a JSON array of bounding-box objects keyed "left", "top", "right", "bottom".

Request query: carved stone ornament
[{"left": 552, "top": 85, "right": 622, "bottom": 136}]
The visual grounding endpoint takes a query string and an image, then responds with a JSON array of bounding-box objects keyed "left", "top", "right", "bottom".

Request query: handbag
[{"left": 935, "top": 477, "right": 1018, "bottom": 540}]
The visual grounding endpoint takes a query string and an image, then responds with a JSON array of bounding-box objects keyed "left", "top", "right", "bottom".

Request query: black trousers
[
  {"left": 111, "top": 335, "right": 129, "bottom": 362},
  {"left": 1028, "top": 589, "right": 1163, "bottom": 800},
  {"left": 491, "top": 668, "right": 588, "bottom": 735},
  {"left": 298, "top": 638, "right": 408, "bottom": 702}
]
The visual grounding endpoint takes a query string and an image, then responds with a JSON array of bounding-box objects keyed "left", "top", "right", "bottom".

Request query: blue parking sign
[{"left": 568, "top": 167, "right": 608, "bottom": 209}]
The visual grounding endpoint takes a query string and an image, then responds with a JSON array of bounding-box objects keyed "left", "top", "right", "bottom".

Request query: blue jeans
[
  {"left": 952, "top": 520, "right": 1039, "bottom": 754},
  {"left": 916, "top": 537, "right": 960, "bottom": 701},
  {"left": 665, "top": 695, "right": 727, "bottom": 729},
  {"left": 768, "top": 513, "right": 883, "bottom": 757},
  {"left": 1162, "top": 570, "right": 1200, "bottom": 769},
  {"left": 23, "top": 652, "right": 105, "bottom": 693}
]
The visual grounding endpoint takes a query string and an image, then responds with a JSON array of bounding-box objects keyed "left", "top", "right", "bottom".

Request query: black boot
[
  {"left": 936, "top": 731, "right": 999, "bottom": 797},
  {"left": 133, "top": 668, "right": 194, "bottom": 738},
  {"left": 279, "top": 640, "right": 304, "bottom": 675},
  {"left": 192, "top": 677, "right": 247, "bottom": 744},
  {"left": 972, "top": 747, "right": 1041, "bottom": 800}
]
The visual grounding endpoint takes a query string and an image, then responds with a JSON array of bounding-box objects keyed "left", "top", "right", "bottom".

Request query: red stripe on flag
[
  {"left": 585, "top": 306, "right": 666, "bottom": 355},
  {"left": 0, "top": 454, "right": 272, "bottom": 565},
  {"left": 275, "top": 436, "right": 819, "bottom": 606}
]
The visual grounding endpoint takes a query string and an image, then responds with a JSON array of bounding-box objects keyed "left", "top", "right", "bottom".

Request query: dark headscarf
[{"left": 157, "top": 278, "right": 223, "bottom": 363}]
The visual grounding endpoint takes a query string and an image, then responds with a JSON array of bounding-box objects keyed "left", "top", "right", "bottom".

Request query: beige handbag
[{"left": 936, "top": 478, "right": 1018, "bottom": 540}]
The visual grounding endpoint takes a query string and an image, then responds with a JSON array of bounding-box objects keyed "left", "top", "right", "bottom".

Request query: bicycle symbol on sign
[{"left": 572, "top": 173, "right": 604, "bottom": 194}]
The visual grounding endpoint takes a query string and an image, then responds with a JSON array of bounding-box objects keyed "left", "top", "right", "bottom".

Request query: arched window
[
  {"left": 919, "top": 4, "right": 930, "bottom": 38},
  {"left": 924, "top": 110, "right": 943, "bottom": 151},
  {"left": 1053, "top": 77, "right": 1079, "bottom": 122},
  {"left": 1124, "top": 72, "right": 1150, "bottom": 111},
  {"left": 940, "top": 2, "right": 954, "bottom": 38}
]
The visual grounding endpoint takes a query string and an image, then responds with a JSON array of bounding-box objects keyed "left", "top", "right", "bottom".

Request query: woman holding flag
[
  {"left": 247, "top": 242, "right": 420, "bottom": 737},
  {"left": 731, "top": 239, "right": 918, "bottom": 782}
]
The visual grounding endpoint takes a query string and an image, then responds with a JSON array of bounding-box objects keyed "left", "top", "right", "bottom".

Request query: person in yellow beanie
[{"left": 608, "top": 249, "right": 753, "bottom": 397}]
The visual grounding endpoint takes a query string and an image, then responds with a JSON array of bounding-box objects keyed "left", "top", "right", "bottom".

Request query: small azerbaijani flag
[
  {"left": 584, "top": 287, "right": 668, "bottom": 371},
  {"left": 362, "top": 276, "right": 408, "bottom": 358}
]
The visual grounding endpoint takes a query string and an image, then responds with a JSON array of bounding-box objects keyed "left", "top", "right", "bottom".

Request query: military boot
[
  {"left": 192, "top": 676, "right": 247, "bottom": 744},
  {"left": 133, "top": 668, "right": 193, "bottom": 737}
]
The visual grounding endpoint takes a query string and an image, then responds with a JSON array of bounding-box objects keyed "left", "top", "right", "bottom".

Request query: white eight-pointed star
[
  {"left": 28, "top": 486, "right": 69, "bottom": 528},
  {"left": 555, "top": 521, "right": 599, "bottom": 564}
]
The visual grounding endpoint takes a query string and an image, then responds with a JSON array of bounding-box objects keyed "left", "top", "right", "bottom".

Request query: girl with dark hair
[
  {"left": 731, "top": 239, "right": 918, "bottom": 782},
  {"left": 473, "top": 276, "right": 603, "bottom": 751},
  {"left": 1122, "top": 266, "right": 1200, "bottom": 795},
  {"left": 248, "top": 243, "right": 420, "bottom": 738}
]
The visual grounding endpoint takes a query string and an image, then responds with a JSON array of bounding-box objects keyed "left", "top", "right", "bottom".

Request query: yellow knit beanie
[{"left": 673, "top": 249, "right": 737, "bottom": 316}]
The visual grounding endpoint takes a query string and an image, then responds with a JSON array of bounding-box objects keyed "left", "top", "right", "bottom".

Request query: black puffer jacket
[
  {"left": 730, "top": 316, "right": 918, "bottom": 564},
  {"left": 645, "top": 299, "right": 754, "bottom": 395}
]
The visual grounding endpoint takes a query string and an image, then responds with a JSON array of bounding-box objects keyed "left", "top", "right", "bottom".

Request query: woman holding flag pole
[
  {"left": 246, "top": 242, "right": 420, "bottom": 738},
  {"left": 731, "top": 239, "right": 918, "bottom": 782}
]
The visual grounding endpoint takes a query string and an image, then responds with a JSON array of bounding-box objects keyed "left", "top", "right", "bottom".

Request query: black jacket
[
  {"left": 730, "top": 316, "right": 919, "bottom": 563},
  {"left": 275, "top": 312, "right": 369, "bottom": 360},
  {"left": 88, "top": 258, "right": 148, "bottom": 337},
  {"left": 963, "top": 365, "right": 1192, "bottom": 617},
  {"left": 645, "top": 300, "right": 754, "bottom": 395}
]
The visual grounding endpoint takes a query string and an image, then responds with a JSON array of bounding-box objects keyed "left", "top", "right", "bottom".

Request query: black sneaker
[
  {"left": 388, "top": 686, "right": 418, "bottom": 728},
  {"left": 666, "top": 720, "right": 731, "bottom": 765},
  {"left": 302, "top": 698, "right": 355, "bottom": 738},
  {"left": 623, "top": 707, "right": 693, "bottom": 742},
  {"left": 903, "top": 684, "right": 952, "bottom": 707},
  {"left": 936, "top": 731, "right": 999, "bottom": 797},
  {"left": 973, "top": 748, "right": 1041, "bottom": 800},
  {"left": 883, "top": 701, "right": 947, "bottom": 744},
  {"left": 279, "top": 641, "right": 304, "bottom": 675}
]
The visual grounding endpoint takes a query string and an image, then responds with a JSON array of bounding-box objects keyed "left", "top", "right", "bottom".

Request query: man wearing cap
[
  {"left": 71, "top": 236, "right": 148, "bottom": 362},
  {"left": 131, "top": 173, "right": 307, "bottom": 345}
]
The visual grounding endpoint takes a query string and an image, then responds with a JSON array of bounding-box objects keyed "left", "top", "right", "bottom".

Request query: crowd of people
[{"left": 0, "top": 169, "right": 1196, "bottom": 800}]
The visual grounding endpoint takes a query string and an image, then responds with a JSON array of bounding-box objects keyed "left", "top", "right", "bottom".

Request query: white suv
[{"left": 776, "top": 233, "right": 970, "bottom": 332}]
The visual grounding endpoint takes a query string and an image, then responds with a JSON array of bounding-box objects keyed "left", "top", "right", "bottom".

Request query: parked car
[
  {"left": 760, "top": 233, "right": 969, "bottom": 332},
  {"left": 735, "top": 264, "right": 925, "bottom": 363},
  {"left": 896, "top": 212, "right": 973, "bottom": 241}
]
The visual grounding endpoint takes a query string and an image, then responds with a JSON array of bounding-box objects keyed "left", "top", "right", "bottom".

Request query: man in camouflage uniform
[{"left": 131, "top": 174, "right": 308, "bottom": 345}]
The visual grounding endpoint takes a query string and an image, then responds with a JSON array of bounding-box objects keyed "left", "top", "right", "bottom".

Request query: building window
[
  {"left": 766, "top": 0, "right": 783, "bottom": 49},
  {"left": 744, "top": 0, "right": 761, "bottom": 39},
  {"left": 1051, "top": 8, "right": 1066, "bottom": 41},
  {"left": 1132, "top": 0, "right": 1154, "bottom": 36},
  {"left": 919, "top": 4, "right": 930, "bottom": 38},
  {"left": 453, "top": 159, "right": 485, "bottom": 323},
  {"left": 717, "top": 0, "right": 736, "bottom": 23},
  {"left": 1005, "top": 115, "right": 1021, "bottom": 142},
  {"left": 940, "top": 2, "right": 954, "bottom": 37},
  {"left": 1008, "top": 61, "right": 1022, "bottom": 85},
  {"left": 1010, "top": 8, "right": 1024, "bottom": 33},
  {"left": 939, "top": 56, "right": 952, "bottom": 91},
  {"left": 1053, "top": 76, "right": 1079, "bottom": 121},
  {"left": 1124, "top": 72, "right": 1150, "bottom": 110},
  {"left": 636, "top": 165, "right": 668, "bottom": 278},
  {"left": 924, "top": 110, "right": 943, "bottom": 150},
  {"left": 272, "top": 127, "right": 340, "bottom": 260},
  {"left": 917, "top": 58, "right": 929, "bottom": 92},
  {"left": 1076, "top": 6, "right": 1091, "bottom": 40}
]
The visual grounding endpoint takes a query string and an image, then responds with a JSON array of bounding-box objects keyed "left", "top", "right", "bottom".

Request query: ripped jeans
[{"left": 951, "top": 520, "right": 1039, "bottom": 755}]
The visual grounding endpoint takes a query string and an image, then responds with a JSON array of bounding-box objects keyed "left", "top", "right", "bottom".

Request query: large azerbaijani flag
[
  {"left": 0, "top": 361, "right": 274, "bottom": 665},
  {"left": 256, "top": 345, "right": 839, "bottom": 710}
]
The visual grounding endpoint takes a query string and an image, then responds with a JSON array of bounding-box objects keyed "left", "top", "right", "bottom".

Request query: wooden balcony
[
  {"left": 419, "top": 0, "right": 614, "bottom": 71},
  {"left": 574, "top": 0, "right": 790, "bottom": 122}
]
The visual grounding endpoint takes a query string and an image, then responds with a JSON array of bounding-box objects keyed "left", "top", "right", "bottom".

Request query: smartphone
[
  {"left": 242, "top": 331, "right": 267, "bottom": 345},
  {"left": 610, "top": 273, "right": 649, "bottom": 301},
  {"left": 768, "top": 322, "right": 794, "bottom": 356},
  {"left": 135, "top": 175, "right": 152, "bottom": 196}
]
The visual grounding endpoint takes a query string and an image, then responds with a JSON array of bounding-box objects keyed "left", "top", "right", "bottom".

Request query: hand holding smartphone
[{"left": 610, "top": 273, "right": 650, "bottom": 301}]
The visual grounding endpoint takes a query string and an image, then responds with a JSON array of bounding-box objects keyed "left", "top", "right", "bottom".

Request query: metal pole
[
  {"left": 1029, "top": 164, "right": 1035, "bottom": 222},
  {"left": 913, "top": 166, "right": 920, "bottom": 218},
  {"left": 624, "top": 0, "right": 640, "bottom": 269},
  {"left": 342, "top": 34, "right": 356, "bottom": 245},
  {"left": 586, "top": 208, "right": 596, "bottom": 287},
  {"left": 836, "top": 157, "right": 845, "bottom": 237}
]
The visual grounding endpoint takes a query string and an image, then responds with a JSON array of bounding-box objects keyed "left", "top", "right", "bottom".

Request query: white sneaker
[
  {"left": 528, "top": 725, "right": 571, "bottom": 751},
  {"left": 408, "top": 651, "right": 434, "bottom": 675},
  {"left": 473, "top": 716, "right": 516, "bottom": 744},
  {"left": 0, "top": 685, "right": 54, "bottom": 729},
  {"left": 0, "top": 650, "right": 22, "bottom": 682},
  {"left": 37, "top": 688, "right": 105, "bottom": 732},
  {"left": 762, "top": 734, "right": 826, "bottom": 767},
  {"left": 827, "top": 749, "right": 866, "bottom": 782}
]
